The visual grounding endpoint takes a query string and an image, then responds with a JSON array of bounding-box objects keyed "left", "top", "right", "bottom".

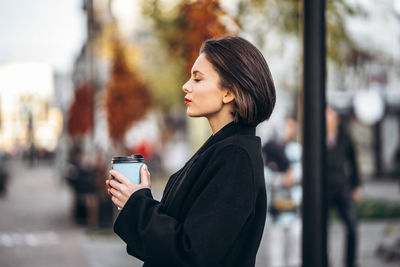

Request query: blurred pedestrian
[
  {"left": 326, "top": 107, "right": 361, "bottom": 267},
  {"left": 262, "top": 117, "right": 302, "bottom": 266},
  {"left": 393, "top": 144, "right": 400, "bottom": 176},
  {"left": 65, "top": 146, "right": 98, "bottom": 226},
  {"left": 263, "top": 118, "right": 302, "bottom": 215},
  {"left": 106, "top": 36, "right": 276, "bottom": 267},
  {"left": 0, "top": 150, "right": 9, "bottom": 196}
]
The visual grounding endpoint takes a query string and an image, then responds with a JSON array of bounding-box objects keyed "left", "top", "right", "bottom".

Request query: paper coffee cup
[{"left": 111, "top": 154, "right": 145, "bottom": 184}]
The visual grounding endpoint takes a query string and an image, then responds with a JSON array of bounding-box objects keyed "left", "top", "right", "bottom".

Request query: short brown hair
[{"left": 200, "top": 36, "right": 276, "bottom": 126}]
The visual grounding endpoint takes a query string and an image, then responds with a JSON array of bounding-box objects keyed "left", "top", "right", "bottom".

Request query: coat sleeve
[
  {"left": 347, "top": 138, "right": 360, "bottom": 189},
  {"left": 113, "top": 145, "right": 255, "bottom": 266}
]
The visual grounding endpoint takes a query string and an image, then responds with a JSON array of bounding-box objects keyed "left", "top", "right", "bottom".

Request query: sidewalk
[
  {"left": 0, "top": 160, "right": 399, "bottom": 267},
  {"left": 361, "top": 178, "right": 400, "bottom": 202},
  {"left": 328, "top": 178, "right": 400, "bottom": 267},
  {"left": 255, "top": 179, "right": 400, "bottom": 267},
  {"left": 0, "top": 161, "right": 90, "bottom": 267},
  {"left": 0, "top": 160, "right": 144, "bottom": 267}
]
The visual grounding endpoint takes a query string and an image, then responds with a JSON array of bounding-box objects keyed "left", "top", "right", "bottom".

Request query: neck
[{"left": 207, "top": 115, "right": 234, "bottom": 135}]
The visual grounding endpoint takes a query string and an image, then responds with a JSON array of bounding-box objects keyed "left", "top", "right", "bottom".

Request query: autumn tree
[
  {"left": 105, "top": 41, "right": 152, "bottom": 144},
  {"left": 67, "top": 83, "right": 94, "bottom": 138},
  {"left": 143, "top": 0, "right": 239, "bottom": 86},
  {"left": 236, "top": 0, "right": 367, "bottom": 66},
  {"left": 170, "top": 0, "right": 239, "bottom": 74}
]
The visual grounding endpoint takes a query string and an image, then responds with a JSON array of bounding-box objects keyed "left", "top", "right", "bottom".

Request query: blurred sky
[{"left": 0, "top": 0, "right": 86, "bottom": 73}]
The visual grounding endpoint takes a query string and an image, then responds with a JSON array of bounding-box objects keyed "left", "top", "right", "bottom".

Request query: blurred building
[
  {"left": 0, "top": 62, "right": 63, "bottom": 156},
  {"left": 66, "top": 0, "right": 400, "bottom": 180},
  {"left": 327, "top": 0, "right": 400, "bottom": 178}
]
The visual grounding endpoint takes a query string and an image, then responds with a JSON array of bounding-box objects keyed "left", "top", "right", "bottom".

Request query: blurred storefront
[
  {"left": 328, "top": 88, "right": 400, "bottom": 179},
  {"left": 0, "top": 62, "right": 63, "bottom": 159},
  {"left": 326, "top": 0, "right": 400, "bottom": 179}
]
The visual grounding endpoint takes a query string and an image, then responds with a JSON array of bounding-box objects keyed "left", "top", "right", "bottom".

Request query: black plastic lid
[{"left": 112, "top": 154, "right": 145, "bottom": 163}]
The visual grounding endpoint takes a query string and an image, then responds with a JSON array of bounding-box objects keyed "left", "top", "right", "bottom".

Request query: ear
[{"left": 222, "top": 89, "right": 235, "bottom": 104}]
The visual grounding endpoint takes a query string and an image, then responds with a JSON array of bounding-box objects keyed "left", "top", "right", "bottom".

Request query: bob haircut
[{"left": 200, "top": 36, "right": 276, "bottom": 126}]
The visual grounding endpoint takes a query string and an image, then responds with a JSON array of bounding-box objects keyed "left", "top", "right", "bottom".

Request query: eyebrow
[{"left": 192, "top": 70, "right": 204, "bottom": 76}]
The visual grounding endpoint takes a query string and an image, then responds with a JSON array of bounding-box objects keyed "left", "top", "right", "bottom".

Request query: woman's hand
[{"left": 106, "top": 164, "right": 151, "bottom": 210}]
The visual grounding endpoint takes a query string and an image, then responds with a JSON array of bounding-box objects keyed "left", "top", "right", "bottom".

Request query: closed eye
[{"left": 193, "top": 78, "right": 201, "bottom": 82}]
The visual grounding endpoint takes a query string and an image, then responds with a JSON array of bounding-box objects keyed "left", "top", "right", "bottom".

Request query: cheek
[
  {"left": 186, "top": 80, "right": 224, "bottom": 115},
  {"left": 201, "top": 82, "right": 222, "bottom": 100},
  {"left": 191, "top": 94, "right": 223, "bottom": 116},
  {"left": 198, "top": 86, "right": 221, "bottom": 105}
]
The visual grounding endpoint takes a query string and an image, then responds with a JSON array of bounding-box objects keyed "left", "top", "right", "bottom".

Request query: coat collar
[
  {"left": 196, "top": 121, "right": 256, "bottom": 155},
  {"left": 161, "top": 121, "right": 256, "bottom": 209}
]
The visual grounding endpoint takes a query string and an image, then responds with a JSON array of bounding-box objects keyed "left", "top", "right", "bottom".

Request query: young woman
[{"left": 106, "top": 36, "right": 276, "bottom": 267}]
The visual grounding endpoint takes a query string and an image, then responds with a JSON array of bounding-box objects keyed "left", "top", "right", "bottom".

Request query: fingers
[
  {"left": 110, "top": 170, "right": 132, "bottom": 185},
  {"left": 106, "top": 169, "right": 131, "bottom": 210},
  {"left": 109, "top": 187, "right": 124, "bottom": 208},
  {"left": 106, "top": 173, "right": 114, "bottom": 188},
  {"left": 109, "top": 187, "right": 120, "bottom": 197},
  {"left": 140, "top": 164, "right": 151, "bottom": 188},
  {"left": 106, "top": 178, "right": 112, "bottom": 196},
  {"left": 107, "top": 166, "right": 150, "bottom": 209},
  {"left": 108, "top": 179, "right": 124, "bottom": 193},
  {"left": 111, "top": 196, "right": 122, "bottom": 209}
]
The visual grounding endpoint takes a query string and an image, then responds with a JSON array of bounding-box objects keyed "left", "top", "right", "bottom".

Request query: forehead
[{"left": 191, "top": 53, "right": 217, "bottom": 76}]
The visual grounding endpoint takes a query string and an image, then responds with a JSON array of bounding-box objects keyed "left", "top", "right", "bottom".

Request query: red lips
[{"left": 185, "top": 97, "right": 192, "bottom": 105}]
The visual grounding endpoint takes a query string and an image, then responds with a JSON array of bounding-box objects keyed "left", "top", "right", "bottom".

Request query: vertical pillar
[
  {"left": 374, "top": 121, "right": 382, "bottom": 177},
  {"left": 302, "top": 0, "right": 327, "bottom": 266}
]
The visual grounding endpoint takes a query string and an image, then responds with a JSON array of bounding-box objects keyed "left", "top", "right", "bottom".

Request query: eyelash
[{"left": 193, "top": 78, "right": 201, "bottom": 82}]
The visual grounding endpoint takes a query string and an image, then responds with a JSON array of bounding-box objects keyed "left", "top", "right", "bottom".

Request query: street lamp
[{"left": 302, "top": 0, "right": 327, "bottom": 266}]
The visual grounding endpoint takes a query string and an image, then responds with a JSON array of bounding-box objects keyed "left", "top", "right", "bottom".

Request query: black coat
[
  {"left": 114, "top": 121, "right": 267, "bottom": 267},
  {"left": 326, "top": 129, "right": 360, "bottom": 191}
]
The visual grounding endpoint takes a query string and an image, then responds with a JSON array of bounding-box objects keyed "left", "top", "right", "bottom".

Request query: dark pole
[
  {"left": 302, "top": 0, "right": 327, "bottom": 267},
  {"left": 374, "top": 122, "right": 382, "bottom": 178}
]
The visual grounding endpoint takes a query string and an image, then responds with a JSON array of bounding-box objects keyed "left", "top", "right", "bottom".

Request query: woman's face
[{"left": 182, "top": 53, "right": 228, "bottom": 119}]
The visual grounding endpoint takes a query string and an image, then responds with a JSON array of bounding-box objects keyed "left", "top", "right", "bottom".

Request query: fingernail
[{"left": 143, "top": 164, "right": 147, "bottom": 171}]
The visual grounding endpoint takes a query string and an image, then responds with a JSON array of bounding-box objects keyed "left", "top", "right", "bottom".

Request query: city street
[
  {"left": 0, "top": 0, "right": 399, "bottom": 266},
  {"left": 0, "top": 160, "right": 399, "bottom": 267},
  {"left": 0, "top": 160, "right": 142, "bottom": 267}
]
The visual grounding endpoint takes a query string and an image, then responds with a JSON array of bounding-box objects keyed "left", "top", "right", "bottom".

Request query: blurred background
[{"left": 0, "top": 0, "right": 399, "bottom": 266}]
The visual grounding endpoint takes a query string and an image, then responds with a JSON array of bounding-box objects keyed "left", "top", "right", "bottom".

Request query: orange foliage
[
  {"left": 67, "top": 83, "right": 94, "bottom": 138},
  {"left": 105, "top": 42, "right": 152, "bottom": 143},
  {"left": 170, "top": 0, "right": 238, "bottom": 74}
]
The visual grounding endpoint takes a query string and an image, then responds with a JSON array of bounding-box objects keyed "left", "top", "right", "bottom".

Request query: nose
[{"left": 182, "top": 80, "right": 191, "bottom": 93}]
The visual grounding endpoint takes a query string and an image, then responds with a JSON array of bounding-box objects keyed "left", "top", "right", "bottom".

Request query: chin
[
  {"left": 186, "top": 109, "right": 202, "bottom": 118},
  {"left": 187, "top": 112, "right": 201, "bottom": 118}
]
